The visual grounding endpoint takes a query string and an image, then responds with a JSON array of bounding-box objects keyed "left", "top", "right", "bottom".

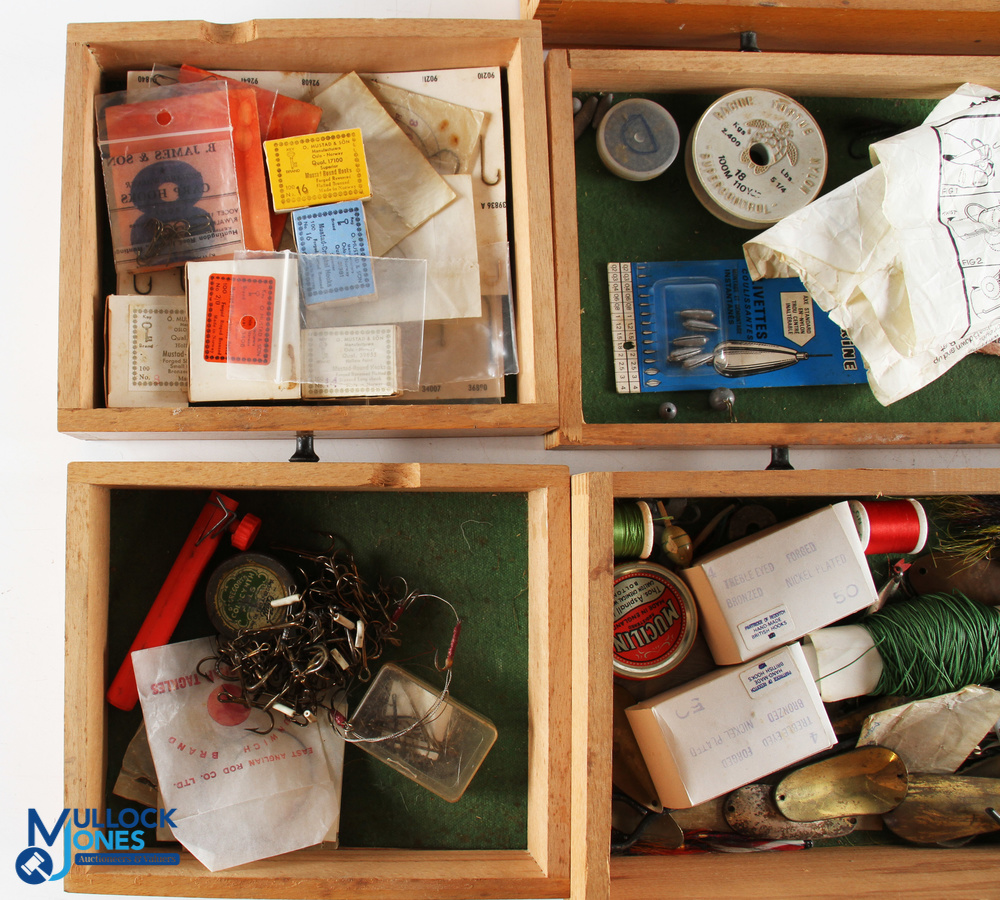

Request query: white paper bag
[{"left": 133, "top": 636, "right": 344, "bottom": 871}]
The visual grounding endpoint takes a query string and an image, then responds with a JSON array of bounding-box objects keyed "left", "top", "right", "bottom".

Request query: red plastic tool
[{"left": 107, "top": 491, "right": 260, "bottom": 711}]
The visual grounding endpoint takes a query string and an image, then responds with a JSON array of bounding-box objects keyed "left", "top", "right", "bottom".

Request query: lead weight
[
  {"left": 592, "top": 92, "right": 615, "bottom": 130},
  {"left": 709, "top": 387, "right": 736, "bottom": 411},
  {"left": 669, "top": 346, "right": 703, "bottom": 363},
  {"left": 574, "top": 95, "right": 599, "bottom": 139},
  {"left": 679, "top": 308, "right": 715, "bottom": 320},
  {"left": 681, "top": 352, "right": 714, "bottom": 369},
  {"left": 672, "top": 334, "right": 709, "bottom": 348},
  {"left": 683, "top": 319, "right": 720, "bottom": 332},
  {"left": 709, "top": 387, "right": 737, "bottom": 422}
]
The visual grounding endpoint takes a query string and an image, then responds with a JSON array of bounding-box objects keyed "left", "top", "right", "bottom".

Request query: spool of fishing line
[
  {"left": 849, "top": 498, "right": 928, "bottom": 555},
  {"left": 613, "top": 500, "right": 655, "bottom": 559},
  {"left": 806, "top": 591, "right": 1000, "bottom": 701},
  {"left": 206, "top": 552, "right": 296, "bottom": 638},
  {"left": 865, "top": 592, "right": 1000, "bottom": 698},
  {"left": 685, "top": 88, "right": 827, "bottom": 229}
]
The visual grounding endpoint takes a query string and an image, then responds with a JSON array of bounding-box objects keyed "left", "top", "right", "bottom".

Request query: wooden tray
[
  {"left": 58, "top": 20, "right": 558, "bottom": 440},
  {"left": 545, "top": 46, "right": 1000, "bottom": 448},
  {"left": 524, "top": 0, "right": 1000, "bottom": 55},
  {"left": 64, "top": 461, "right": 571, "bottom": 898},
  {"left": 571, "top": 466, "right": 1000, "bottom": 899}
]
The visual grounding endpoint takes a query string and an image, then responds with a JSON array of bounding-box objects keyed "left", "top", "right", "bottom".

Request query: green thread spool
[
  {"left": 613, "top": 500, "right": 654, "bottom": 560},
  {"left": 862, "top": 592, "right": 1000, "bottom": 698}
]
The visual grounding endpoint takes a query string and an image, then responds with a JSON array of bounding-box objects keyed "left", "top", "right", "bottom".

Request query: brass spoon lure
[
  {"left": 882, "top": 774, "right": 1000, "bottom": 844},
  {"left": 774, "top": 746, "right": 908, "bottom": 822}
]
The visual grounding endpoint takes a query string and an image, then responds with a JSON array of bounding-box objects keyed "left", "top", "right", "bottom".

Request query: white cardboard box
[
  {"left": 680, "top": 502, "right": 877, "bottom": 664},
  {"left": 625, "top": 642, "right": 836, "bottom": 809},
  {"left": 186, "top": 258, "right": 301, "bottom": 402},
  {"left": 106, "top": 295, "right": 189, "bottom": 408}
]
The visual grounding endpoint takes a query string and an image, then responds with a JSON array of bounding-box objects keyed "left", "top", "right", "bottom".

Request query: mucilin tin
[{"left": 613, "top": 561, "right": 698, "bottom": 680}]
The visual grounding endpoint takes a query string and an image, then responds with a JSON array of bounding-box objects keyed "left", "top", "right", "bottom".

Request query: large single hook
[{"left": 480, "top": 138, "right": 502, "bottom": 186}]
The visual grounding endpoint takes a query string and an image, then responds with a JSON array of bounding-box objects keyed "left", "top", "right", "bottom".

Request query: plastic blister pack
[
  {"left": 298, "top": 254, "right": 427, "bottom": 398},
  {"left": 412, "top": 241, "right": 518, "bottom": 387},
  {"left": 220, "top": 251, "right": 427, "bottom": 399},
  {"left": 610, "top": 259, "right": 867, "bottom": 394},
  {"left": 647, "top": 276, "right": 726, "bottom": 382}
]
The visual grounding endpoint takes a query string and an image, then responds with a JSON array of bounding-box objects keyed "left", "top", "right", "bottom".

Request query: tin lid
[
  {"left": 206, "top": 552, "right": 296, "bottom": 638},
  {"left": 597, "top": 97, "right": 680, "bottom": 181},
  {"left": 685, "top": 88, "right": 827, "bottom": 228},
  {"left": 613, "top": 561, "right": 698, "bottom": 680}
]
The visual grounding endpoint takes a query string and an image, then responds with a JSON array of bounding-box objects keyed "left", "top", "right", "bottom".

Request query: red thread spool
[{"left": 849, "top": 499, "right": 928, "bottom": 556}]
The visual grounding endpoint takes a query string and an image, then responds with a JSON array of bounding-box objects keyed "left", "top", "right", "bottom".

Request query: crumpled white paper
[
  {"left": 857, "top": 685, "right": 1000, "bottom": 774},
  {"left": 744, "top": 83, "right": 1000, "bottom": 404},
  {"left": 133, "top": 636, "right": 344, "bottom": 871}
]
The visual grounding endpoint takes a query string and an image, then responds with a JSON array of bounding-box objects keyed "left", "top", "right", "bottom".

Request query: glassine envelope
[
  {"left": 857, "top": 685, "right": 1000, "bottom": 775},
  {"left": 133, "top": 636, "right": 344, "bottom": 871},
  {"left": 392, "top": 174, "right": 482, "bottom": 319},
  {"left": 312, "top": 72, "right": 456, "bottom": 256},
  {"left": 362, "top": 77, "right": 486, "bottom": 176},
  {"left": 368, "top": 66, "right": 507, "bottom": 250}
]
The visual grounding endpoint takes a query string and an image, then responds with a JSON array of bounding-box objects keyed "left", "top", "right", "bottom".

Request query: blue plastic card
[
  {"left": 292, "top": 201, "right": 375, "bottom": 305},
  {"left": 609, "top": 259, "right": 868, "bottom": 393}
]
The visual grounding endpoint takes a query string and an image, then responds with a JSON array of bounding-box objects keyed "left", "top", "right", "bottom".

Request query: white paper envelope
[{"left": 133, "top": 636, "right": 344, "bottom": 871}]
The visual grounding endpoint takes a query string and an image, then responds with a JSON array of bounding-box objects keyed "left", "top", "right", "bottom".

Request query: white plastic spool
[{"left": 685, "top": 88, "right": 828, "bottom": 229}]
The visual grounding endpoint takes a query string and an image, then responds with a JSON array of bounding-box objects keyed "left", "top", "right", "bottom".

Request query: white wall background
[{"left": 2, "top": 2, "right": 996, "bottom": 898}]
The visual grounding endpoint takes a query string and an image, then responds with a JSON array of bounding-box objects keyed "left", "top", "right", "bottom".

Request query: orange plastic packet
[
  {"left": 97, "top": 81, "right": 245, "bottom": 273},
  {"left": 178, "top": 65, "right": 323, "bottom": 247},
  {"left": 225, "top": 86, "right": 273, "bottom": 252}
]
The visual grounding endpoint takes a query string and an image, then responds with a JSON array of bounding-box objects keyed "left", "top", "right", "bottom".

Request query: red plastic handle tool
[{"left": 106, "top": 491, "right": 239, "bottom": 711}]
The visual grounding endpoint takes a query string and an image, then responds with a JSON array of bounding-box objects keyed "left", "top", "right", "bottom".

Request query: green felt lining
[
  {"left": 106, "top": 487, "right": 529, "bottom": 851},
  {"left": 577, "top": 93, "right": 1000, "bottom": 425}
]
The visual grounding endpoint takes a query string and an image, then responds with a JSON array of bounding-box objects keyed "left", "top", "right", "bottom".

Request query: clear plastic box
[{"left": 348, "top": 662, "right": 498, "bottom": 803}]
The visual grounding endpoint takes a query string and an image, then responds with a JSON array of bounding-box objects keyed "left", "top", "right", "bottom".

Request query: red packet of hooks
[
  {"left": 178, "top": 65, "right": 323, "bottom": 246},
  {"left": 223, "top": 86, "right": 273, "bottom": 252},
  {"left": 178, "top": 64, "right": 323, "bottom": 141},
  {"left": 204, "top": 272, "right": 275, "bottom": 366},
  {"left": 97, "top": 81, "right": 245, "bottom": 273}
]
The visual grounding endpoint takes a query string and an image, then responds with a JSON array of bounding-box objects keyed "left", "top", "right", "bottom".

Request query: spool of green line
[
  {"left": 862, "top": 592, "right": 1000, "bottom": 698},
  {"left": 613, "top": 500, "right": 654, "bottom": 560}
]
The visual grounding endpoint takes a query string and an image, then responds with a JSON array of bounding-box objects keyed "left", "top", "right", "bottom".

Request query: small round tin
[
  {"left": 613, "top": 561, "right": 698, "bottom": 680},
  {"left": 596, "top": 97, "right": 680, "bottom": 181},
  {"left": 206, "top": 552, "right": 296, "bottom": 638}
]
